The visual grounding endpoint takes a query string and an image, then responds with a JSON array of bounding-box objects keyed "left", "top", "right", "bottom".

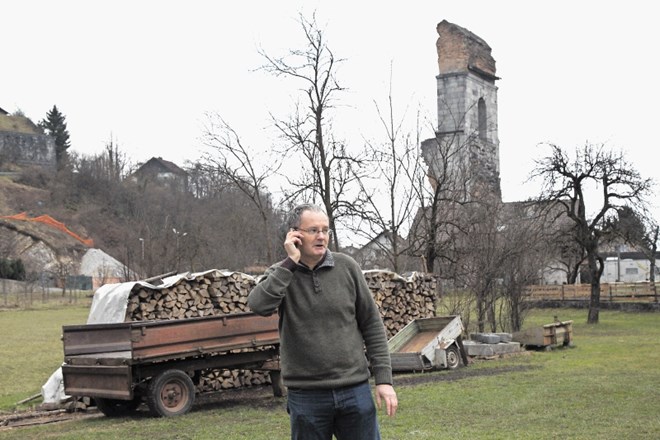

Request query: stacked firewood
[
  {"left": 196, "top": 363, "right": 272, "bottom": 393},
  {"left": 126, "top": 270, "right": 254, "bottom": 321},
  {"left": 364, "top": 270, "right": 438, "bottom": 339},
  {"left": 124, "top": 268, "right": 437, "bottom": 392},
  {"left": 125, "top": 270, "right": 271, "bottom": 392}
]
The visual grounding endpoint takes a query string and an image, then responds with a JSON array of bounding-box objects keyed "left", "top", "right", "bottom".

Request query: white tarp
[
  {"left": 87, "top": 269, "right": 229, "bottom": 324},
  {"left": 41, "top": 269, "right": 235, "bottom": 404}
]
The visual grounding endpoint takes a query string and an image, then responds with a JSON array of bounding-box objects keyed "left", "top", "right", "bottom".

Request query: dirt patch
[
  {"left": 0, "top": 408, "right": 103, "bottom": 430},
  {"left": 195, "top": 385, "right": 286, "bottom": 413},
  {"left": 393, "top": 363, "right": 540, "bottom": 387}
]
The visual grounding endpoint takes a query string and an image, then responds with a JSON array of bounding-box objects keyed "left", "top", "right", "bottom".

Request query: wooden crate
[{"left": 513, "top": 320, "right": 573, "bottom": 348}]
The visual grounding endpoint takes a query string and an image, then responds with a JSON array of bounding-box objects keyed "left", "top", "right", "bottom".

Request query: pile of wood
[
  {"left": 364, "top": 270, "right": 438, "bottom": 339},
  {"left": 125, "top": 270, "right": 269, "bottom": 393},
  {"left": 126, "top": 270, "right": 254, "bottom": 321},
  {"left": 196, "top": 363, "right": 272, "bottom": 393},
  {"left": 124, "top": 268, "right": 437, "bottom": 392}
]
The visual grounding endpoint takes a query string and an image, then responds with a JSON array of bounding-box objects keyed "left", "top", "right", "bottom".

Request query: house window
[
  {"left": 478, "top": 98, "right": 487, "bottom": 141},
  {"left": 625, "top": 268, "right": 638, "bottom": 275}
]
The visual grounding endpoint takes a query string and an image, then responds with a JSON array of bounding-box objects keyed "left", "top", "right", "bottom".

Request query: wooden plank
[
  {"left": 130, "top": 312, "right": 279, "bottom": 362},
  {"left": 62, "top": 364, "right": 132, "bottom": 400},
  {"left": 525, "top": 282, "right": 658, "bottom": 303},
  {"left": 390, "top": 353, "right": 427, "bottom": 371}
]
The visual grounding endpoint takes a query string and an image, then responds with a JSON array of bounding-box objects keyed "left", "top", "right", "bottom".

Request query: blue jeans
[{"left": 286, "top": 381, "right": 381, "bottom": 440}]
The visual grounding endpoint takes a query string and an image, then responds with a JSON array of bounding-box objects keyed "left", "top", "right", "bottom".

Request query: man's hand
[
  {"left": 375, "top": 384, "right": 398, "bottom": 417},
  {"left": 284, "top": 229, "right": 302, "bottom": 263}
]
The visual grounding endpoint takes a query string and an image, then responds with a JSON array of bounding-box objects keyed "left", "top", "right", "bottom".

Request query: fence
[
  {"left": 0, "top": 278, "right": 90, "bottom": 308},
  {"left": 525, "top": 282, "right": 659, "bottom": 303}
]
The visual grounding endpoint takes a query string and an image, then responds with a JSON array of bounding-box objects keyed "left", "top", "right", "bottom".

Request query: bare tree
[
  {"left": 259, "top": 13, "right": 366, "bottom": 249},
  {"left": 550, "top": 221, "right": 586, "bottom": 284},
  {"left": 348, "top": 72, "right": 421, "bottom": 272},
  {"left": 530, "top": 142, "right": 653, "bottom": 324},
  {"left": 497, "top": 202, "right": 551, "bottom": 332},
  {"left": 640, "top": 223, "right": 659, "bottom": 293},
  {"left": 438, "top": 197, "right": 551, "bottom": 333},
  {"left": 201, "top": 115, "right": 281, "bottom": 262},
  {"left": 102, "top": 135, "right": 129, "bottom": 181},
  {"left": 53, "top": 256, "right": 74, "bottom": 298},
  {"left": 407, "top": 126, "right": 474, "bottom": 274},
  {"left": 459, "top": 200, "right": 503, "bottom": 332}
]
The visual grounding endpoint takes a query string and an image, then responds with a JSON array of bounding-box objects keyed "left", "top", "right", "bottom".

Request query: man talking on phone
[{"left": 248, "top": 204, "right": 397, "bottom": 440}]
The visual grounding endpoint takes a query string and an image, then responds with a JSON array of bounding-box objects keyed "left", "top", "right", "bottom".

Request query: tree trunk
[
  {"left": 587, "top": 251, "right": 600, "bottom": 324},
  {"left": 476, "top": 293, "right": 486, "bottom": 333},
  {"left": 568, "top": 263, "right": 580, "bottom": 284},
  {"left": 649, "top": 238, "right": 657, "bottom": 303},
  {"left": 424, "top": 245, "right": 435, "bottom": 273}
]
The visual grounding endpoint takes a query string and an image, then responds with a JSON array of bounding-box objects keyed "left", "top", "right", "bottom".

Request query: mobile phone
[{"left": 290, "top": 228, "right": 301, "bottom": 248}]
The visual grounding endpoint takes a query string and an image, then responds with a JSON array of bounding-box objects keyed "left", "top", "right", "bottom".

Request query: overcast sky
[{"left": 2, "top": 0, "right": 658, "bottom": 219}]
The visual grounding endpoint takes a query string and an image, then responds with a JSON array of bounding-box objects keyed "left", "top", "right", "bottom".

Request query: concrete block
[
  {"left": 462, "top": 340, "right": 522, "bottom": 357},
  {"left": 470, "top": 333, "right": 501, "bottom": 344}
]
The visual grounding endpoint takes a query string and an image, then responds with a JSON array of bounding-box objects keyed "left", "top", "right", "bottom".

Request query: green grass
[
  {"left": 1, "top": 307, "right": 659, "bottom": 439},
  {"left": 0, "top": 289, "right": 92, "bottom": 310},
  {"left": 0, "top": 305, "right": 89, "bottom": 410}
]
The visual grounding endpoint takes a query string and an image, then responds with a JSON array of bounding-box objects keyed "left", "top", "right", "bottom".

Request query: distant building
[
  {"left": 600, "top": 251, "right": 660, "bottom": 283},
  {"left": 0, "top": 108, "right": 56, "bottom": 169},
  {"left": 352, "top": 231, "right": 416, "bottom": 272},
  {"left": 130, "top": 157, "right": 188, "bottom": 191}
]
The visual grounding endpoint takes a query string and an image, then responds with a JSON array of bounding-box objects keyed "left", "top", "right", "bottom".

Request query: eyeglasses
[{"left": 294, "top": 227, "right": 333, "bottom": 237}]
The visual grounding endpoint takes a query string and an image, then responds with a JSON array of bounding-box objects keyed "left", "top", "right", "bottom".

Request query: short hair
[{"left": 287, "top": 204, "right": 326, "bottom": 229}]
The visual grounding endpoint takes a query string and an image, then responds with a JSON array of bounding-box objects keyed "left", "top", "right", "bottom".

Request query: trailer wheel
[
  {"left": 445, "top": 346, "right": 461, "bottom": 370},
  {"left": 95, "top": 397, "right": 141, "bottom": 417},
  {"left": 147, "top": 370, "right": 195, "bottom": 417}
]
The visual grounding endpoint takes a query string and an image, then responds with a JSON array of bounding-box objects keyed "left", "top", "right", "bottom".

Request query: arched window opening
[{"left": 478, "top": 98, "right": 487, "bottom": 141}]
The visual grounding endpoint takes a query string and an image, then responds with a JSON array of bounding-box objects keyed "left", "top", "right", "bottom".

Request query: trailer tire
[
  {"left": 95, "top": 397, "right": 141, "bottom": 417},
  {"left": 147, "top": 369, "right": 195, "bottom": 417},
  {"left": 445, "top": 345, "right": 461, "bottom": 370}
]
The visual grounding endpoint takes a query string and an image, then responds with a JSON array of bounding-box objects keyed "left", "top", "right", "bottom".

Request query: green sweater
[{"left": 247, "top": 251, "right": 393, "bottom": 389}]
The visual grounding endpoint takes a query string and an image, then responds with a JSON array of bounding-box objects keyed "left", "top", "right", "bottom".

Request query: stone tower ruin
[{"left": 422, "top": 20, "right": 501, "bottom": 199}]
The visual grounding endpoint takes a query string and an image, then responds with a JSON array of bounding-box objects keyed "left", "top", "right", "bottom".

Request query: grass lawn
[
  {"left": 0, "top": 305, "right": 90, "bottom": 410},
  {"left": 1, "top": 306, "right": 659, "bottom": 439}
]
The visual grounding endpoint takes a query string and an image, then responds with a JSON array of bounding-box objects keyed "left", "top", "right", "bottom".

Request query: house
[
  {"left": 352, "top": 231, "right": 415, "bottom": 272},
  {"left": 130, "top": 157, "right": 188, "bottom": 191},
  {"left": 600, "top": 251, "right": 660, "bottom": 283}
]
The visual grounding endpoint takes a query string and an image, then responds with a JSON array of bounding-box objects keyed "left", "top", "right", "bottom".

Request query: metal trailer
[
  {"left": 387, "top": 315, "right": 468, "bottom": 372},
  {"left": 61, "top": 312, "right": 281, "bottom": 417}
]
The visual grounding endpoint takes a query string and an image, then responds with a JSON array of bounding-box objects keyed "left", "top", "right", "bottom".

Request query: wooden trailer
[{"left": 61, "top": 312, "right": 281, "bottom": 417}]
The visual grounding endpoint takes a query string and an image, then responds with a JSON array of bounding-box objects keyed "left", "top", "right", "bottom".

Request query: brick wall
[{"left": 436, "top": 20, "right": 496, "bottom": 77}]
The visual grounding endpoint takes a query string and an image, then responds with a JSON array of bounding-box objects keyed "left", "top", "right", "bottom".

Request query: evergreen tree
[{"left": 40, "top": 105, "right": 71, "bottom": 167}]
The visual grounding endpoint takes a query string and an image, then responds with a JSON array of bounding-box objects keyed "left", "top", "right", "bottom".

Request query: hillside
[
  {"left": 0, "top": 113, "right": 41, "bottom": 135},
  {"left": 0, "top": 162, "right": 288, "bottom": 280},
  {"left": 0, "top": 174, "right": 104, "bottom": 277}
]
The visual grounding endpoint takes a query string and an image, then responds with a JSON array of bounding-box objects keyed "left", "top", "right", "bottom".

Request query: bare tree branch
[
  {"left": 530, "top": 142, "right": 653, "bottom": 323},
  {"left": 259, "top": 12, "right": 363, "bottom": 250},
  {"left": 200, "top": 113, "right": 281, "bottom": 262}
]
